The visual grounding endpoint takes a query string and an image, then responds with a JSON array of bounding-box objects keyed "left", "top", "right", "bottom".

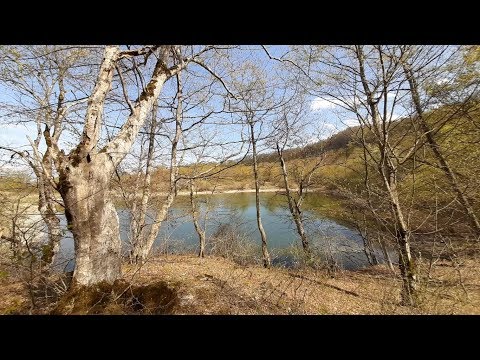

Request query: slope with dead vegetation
[{"left": 1, "top": 254, "right": 478, "bottom": 315}]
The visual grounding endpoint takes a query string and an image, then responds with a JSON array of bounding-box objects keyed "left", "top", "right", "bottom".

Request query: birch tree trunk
[
  {"left": 58, "top": 156, "right": 121, "bottom": 285},
  {"left": 249, "top": 120, "right": 271, "bottom": 268},
  {"left": 381, "top": 167, "right": 417, "bottom": 306},
  {"left": 21, "top": 145, "right": 62, "bottom": 267}
]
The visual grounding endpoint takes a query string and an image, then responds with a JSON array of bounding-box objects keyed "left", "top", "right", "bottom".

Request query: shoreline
[
  {"left": 113, "top": 187, "right": 327, "bottom": 198},
  {"left": 112, "top": 187, "right": 287, "bottom": 198},
  {"left": 175, "top": 187, "right": 285, "bottom": 196}
]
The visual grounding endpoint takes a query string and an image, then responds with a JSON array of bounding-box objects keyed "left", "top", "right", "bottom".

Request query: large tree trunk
[
  {"left": 249, "top": 121, "right": 271, "bottom": 268},
  {"left": 403, "top": 62, "right": 480, "bottom": 236},
  {"left": 58, "top": 157, "right": 121, "bottom": 286},
  {"left": 277, "top": 145, "right": 310, "bottom": 255},
  {"left": 50, "top": 46, "right": 175, "bottom": 285}
]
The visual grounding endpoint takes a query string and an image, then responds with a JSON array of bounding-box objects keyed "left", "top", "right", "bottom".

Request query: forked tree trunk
[
  {"left": 51, "top": 46, "right": 175, "bottom": 285},
  {"left": 131, "top": 190, "right": 176, "bottom": 264},
  {"left": 355, "top": 46, "right": 417, "bottom": 306},
  {"left": 21, "top": 133, "right": 63, "bottom": 267},
  {"left": 249, "top": 121, "right": 271, "bottom": 268}
]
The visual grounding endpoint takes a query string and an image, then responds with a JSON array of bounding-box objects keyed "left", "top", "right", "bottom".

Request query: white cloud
[
  {"left": 310, "top": 97, "right": 350, "bottom": 111},
  {"left": 305, "top": 136, "right": 319, "bottom": 144},
  {"left": 315, "top": 123, "right": 338, "bottom": 140},
  {"left": 0, "top": 122, "right": 37, "bottom": 130},
  {"left": 310, "top": 95, "right": 363, "bottom": 112},
  {"left": 311, "top": 98, "right": 337, "bottom": 110},
  {"left": 342, "top": 119, "right": 359, "bottom": 127},
  {"left": 340, "top": 113, "right": 400, "bottom": 128},
  {"left": 389, "top": 113, "right": 401, "bottom": 121},
  {"left": 323, "top": 123, "right": 336, "bottom": 131}
]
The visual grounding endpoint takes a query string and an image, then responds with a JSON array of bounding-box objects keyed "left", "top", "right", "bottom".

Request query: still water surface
[{"left": 58, "top": 192, "right": 388, "bottom": 271}]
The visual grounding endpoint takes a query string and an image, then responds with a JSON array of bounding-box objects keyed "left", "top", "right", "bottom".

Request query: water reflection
[{"left": 57, "top": 192, "right": 392, "bottom": 272}]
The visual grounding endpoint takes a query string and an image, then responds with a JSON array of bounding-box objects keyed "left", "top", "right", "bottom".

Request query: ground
[{"left": 2, "top": 254, "right": 478, "bottom": 315}]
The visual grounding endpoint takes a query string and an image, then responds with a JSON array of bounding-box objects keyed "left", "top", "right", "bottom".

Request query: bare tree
[
  {"left": 0, "top": 46, "right": 94, "bottom": 268},
  {"left": 399, "top": 46, "right": 480, "bottom": 236},
  {"left": 271, "top": 103, "right": 328, "bottom": 257},
  {"left": 130, "top": 71, "right": 184, "bottom": 264},
  {"left": 302, "top": 45, "right": 421, "bottom": 305},
  {"left": 230, "top": 63, "right": 275, "bottom": 268},
  {"left": 1, "top": 45, "right": 233, "bottom": 286}
]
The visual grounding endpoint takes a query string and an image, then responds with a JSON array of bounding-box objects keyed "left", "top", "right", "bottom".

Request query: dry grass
[
  {"left": 1, "top": 254, "right": 479, "bottom": 314},
  {"left": 0, "top": 274, "right": 29, "bottom": 314},
  {"left": 121, "top": 254, "right": 480, "bottom": 315}
]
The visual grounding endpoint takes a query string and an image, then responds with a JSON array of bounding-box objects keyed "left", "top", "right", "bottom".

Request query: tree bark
[
  {"left": 58, "top": 157, "right": 121, "bottom": 286},
  {"left": 249, "top": 120, "right": 271, "bottom": 268},
  {"left": 381, "top": 168, "right": 417, "bottom": 306}
]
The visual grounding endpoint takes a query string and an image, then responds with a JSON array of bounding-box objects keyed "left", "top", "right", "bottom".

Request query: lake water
[{"left": 58, "top": 192, "right": 389, "bottom": 271}]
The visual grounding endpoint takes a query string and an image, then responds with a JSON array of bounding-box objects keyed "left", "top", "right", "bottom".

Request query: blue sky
[{"left": 0, "top": 45, "right": 410, "bottom": 173}]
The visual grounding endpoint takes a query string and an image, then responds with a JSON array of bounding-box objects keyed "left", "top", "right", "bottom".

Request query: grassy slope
[{"left": 1, "top": 254, "right": 479, "bottom": 314}]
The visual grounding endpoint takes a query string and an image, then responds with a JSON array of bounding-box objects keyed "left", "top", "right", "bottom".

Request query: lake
[{"left": 57, "top": 192, "right": 390, "bottom": 271}]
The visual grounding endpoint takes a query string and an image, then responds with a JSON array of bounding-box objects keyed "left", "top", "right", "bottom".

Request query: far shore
[
  {"left": 175, "top": 187, "right": 287, "bottom": 196},
  {"left": 112, "top": 187, "right": 331, "bottom": 198},
  {"left": 148, "top": 187, "right": 287, "bottom": 197}
]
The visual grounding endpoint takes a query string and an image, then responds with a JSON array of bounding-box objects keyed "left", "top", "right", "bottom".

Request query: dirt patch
[{"left": 52, "top": 280, "right": 178, "bottom": 315}]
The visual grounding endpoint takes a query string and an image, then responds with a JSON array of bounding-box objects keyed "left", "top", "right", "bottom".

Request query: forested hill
[{"left": 255, "top": 126, "right": 357, "bottom": 164}]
